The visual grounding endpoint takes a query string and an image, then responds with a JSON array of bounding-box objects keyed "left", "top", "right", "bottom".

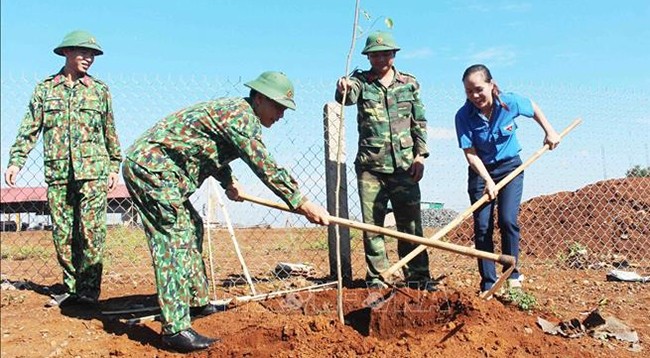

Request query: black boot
[
  {"left": 190, "top": 303, "right": 227, "bottom": 318},
  {"left": 161, "top": 328, "right": 220, "bottom": 353}
]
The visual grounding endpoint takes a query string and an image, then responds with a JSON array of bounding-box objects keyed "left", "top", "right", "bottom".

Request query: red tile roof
[{"left": 0, "top": 184, "right": 131, "bottom": 204}]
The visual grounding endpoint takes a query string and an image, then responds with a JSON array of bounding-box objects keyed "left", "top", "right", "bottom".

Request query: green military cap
[
  {"left": 361, "top": 31, "right": 400, "bottom": 55},
  {"left": 53, "top": 30, "right": 103, "bottom": 56},
  {"left": 244, "top": 71, "right": 296, "bottom": 110}
]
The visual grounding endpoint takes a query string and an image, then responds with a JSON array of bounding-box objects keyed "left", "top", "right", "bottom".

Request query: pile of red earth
[
  {"left": 449, "top": 178, "right": 650, "bottom": 262},
  {"left": 200, "top": 288, "right": 600, "bottom": 357}
]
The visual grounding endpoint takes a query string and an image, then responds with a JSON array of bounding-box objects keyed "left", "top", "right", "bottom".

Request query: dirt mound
[
  {"left": 521, "top": 178, "right": 649, "bottom": 259},
  {"left": 200, "top": 288, "right": 603, "bottom": 357},
  {"left": 449, "top": 178, "right": 650, "bottom": 262},
  {"left": 261, "top": 289, "right": 472, "bottom": 339},
  {"left": 3, "top": 267, "right": 647, "bottom": 357}
]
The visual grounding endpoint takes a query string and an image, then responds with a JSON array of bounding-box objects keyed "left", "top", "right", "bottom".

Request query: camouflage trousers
[
  {"left": 47, "top": 178, "right": 107, "bottom": 300},
  {"left": 122, "top": 159, "right": 210, "bottom": 335},
  {"left": 356, "top": 169, "right": 430, "bottom": 283}
]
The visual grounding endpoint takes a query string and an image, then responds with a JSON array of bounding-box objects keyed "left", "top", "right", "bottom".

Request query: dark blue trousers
[{"left": 467, "top": 155, "right": 523, "bottom": 291}]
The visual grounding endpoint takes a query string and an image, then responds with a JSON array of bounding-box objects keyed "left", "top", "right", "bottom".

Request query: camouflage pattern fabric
[
  {"left": 335, "top": 68, "right": 429, "bottom": 173},
  {"left": 122, "top": 161, "right": 209, "bottom": 334},
  {"left": 335, "top": 67, "right": 431, "bottom": 283},
  {"left": 8, "top": 70, "right": 122, "bottom": 184},
  {"left": 47, "top": 179, "right": 108, "bottom": 299},
  {"left": 356, "top": 169, "right": 430, "bottom": 282},
  {"left": 123, "top": 96, "right": 308, "bottom": 334},
  {"left": 6, "top": 70, "right": 121, "bottom": 299},
  {"left": 125, "top": 97, "right": 305, "bottom": 210}
]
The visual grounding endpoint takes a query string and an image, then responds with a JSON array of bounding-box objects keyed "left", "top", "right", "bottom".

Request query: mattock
[
  {"left": 380, "top": 118, "right": 582, "bottom": 298},
  {"left": 238, "top": 194, "right": 517, "bottom": 285},
  {"left": 240, "top": 116, "right": 582, "bottom": 300}
]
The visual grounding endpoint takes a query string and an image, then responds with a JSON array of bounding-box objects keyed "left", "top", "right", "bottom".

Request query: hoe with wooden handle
[
  {"left": 379, "top": 118, "right": 582, "bottom": 285},
  {"left": 242, "top": 118, "right": 581, "bottom": 299},
  {"left": 239, "top": 193, "right": 516, "bottom": 267}
]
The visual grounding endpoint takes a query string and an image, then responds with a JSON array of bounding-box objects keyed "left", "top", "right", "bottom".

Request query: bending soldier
[{"left": 123, "top": 71, "right": 329, "bottom": 353}]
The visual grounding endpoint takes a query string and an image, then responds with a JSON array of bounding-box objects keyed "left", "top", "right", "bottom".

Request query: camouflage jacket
[
  {"left": 8, "top": 70, "right": 122, "bottom": 184},
  {"left": 125, "top": 97, "right": 306, "bottom": 210},
  {"left": 335, "top": 67, "right": 429, "bottom": 173}
]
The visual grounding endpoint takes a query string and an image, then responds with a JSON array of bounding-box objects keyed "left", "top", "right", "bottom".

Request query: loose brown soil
[
  {"left": 449, "top": 177, "right": 650, "bottom": 261},
  {"left": 1, "top": 178, "right": 649, "bottom": 357}
]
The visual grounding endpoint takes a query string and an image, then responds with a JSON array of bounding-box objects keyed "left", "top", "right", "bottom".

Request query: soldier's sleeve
[
  {"left": 102, "top": 88, "right": 122, "bottom": 173},
  {"left": 8, "top": 86, "right": 45, "bottom": 169},
  {"left": 410, "top": 79, "right": 429, "bottom": 158},
  {"left": 214, "top": 165, "right": 236, "bottom": 189},
  {"left": 225, "top": 115, "right": 306, "bottom": 210},
  {"left": 334, "top": 71, "right": 362, "bottom": 105}
]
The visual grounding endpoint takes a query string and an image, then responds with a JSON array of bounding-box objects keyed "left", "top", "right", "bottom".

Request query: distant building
[{"left": 0, "top": 185, "right": 136, "bottom": 231}]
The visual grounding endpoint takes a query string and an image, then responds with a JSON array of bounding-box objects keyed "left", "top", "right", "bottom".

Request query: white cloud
[
  {"left": 428, "top": 127, "right": 456, "bottom": 140},
  {"left": 401, "top": 47, "right": 434, "bottom": 60},
  {"left": 470, "top": 46, "right": 517, "bottom": 66}
]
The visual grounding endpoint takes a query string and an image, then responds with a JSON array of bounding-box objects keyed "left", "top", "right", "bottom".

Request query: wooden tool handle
[
  {"left": 239, "top": 193, "right": 515, "bottom": 265},
  {"left": 380, "top": 117, "right": 583, "bottom": 279}
]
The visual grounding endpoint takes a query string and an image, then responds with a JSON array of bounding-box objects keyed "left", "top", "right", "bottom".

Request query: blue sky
[
  {"left": 2, "top": 0, "right": 649, "bottom": 220},
  {"left": 2, "top": 0, "right": 649, "bottom": 86}
]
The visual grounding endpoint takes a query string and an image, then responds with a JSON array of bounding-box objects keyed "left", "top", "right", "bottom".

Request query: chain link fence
[{"left": 1, "top": 74, "right": 648, "bottom": 295}]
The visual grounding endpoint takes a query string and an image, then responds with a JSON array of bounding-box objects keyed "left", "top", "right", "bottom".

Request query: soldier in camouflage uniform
[
  {"left": 335, "top": 31, "right": 434, "bottom": 290},
  {"left": 5, "top": 30, "right": 122, "bottom": 305},
  {"left": 122, "top": 71, "right": 329, "bottom": 353}
]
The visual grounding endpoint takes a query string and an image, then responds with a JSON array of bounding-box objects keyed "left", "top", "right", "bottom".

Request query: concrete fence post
[{"left": 323, "top": 102, "right": 352, "bottom": 282}]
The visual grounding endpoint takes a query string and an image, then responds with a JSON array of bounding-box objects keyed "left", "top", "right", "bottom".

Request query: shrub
[{"left": 626, "top": 165, "right": 650, "bottom": 178}]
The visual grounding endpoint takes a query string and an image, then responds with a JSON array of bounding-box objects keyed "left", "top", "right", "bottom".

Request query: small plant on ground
[
  {"left": 505, "top": 288, "right": 537, "bottom": 311},
  {"left": 559, "top": 241, "right": 590, "bottom": 269}
]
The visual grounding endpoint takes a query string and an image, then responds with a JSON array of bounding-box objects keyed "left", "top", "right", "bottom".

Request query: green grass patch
[
  {"left": 1, "top": 245, "right": 53, "bottom": 261},
  {"left": 505, "top": 288, "right": 537, "bottom": 311},
  {"left": 104, "top": 226, "right": 149, "bottom": 267},
  {"left": 303, "top": 237, "right": 329, "bottom": 250},
  {"left": 301, "top": 230, "right": 330, "bottom": 251},
  {"left": 270, "top": 239, "right": 294, "bottom": 253}
]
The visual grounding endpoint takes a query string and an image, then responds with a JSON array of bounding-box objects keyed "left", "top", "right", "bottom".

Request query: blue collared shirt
[{"left": 455, "top": 92, "right": 534, "bottom": 164}]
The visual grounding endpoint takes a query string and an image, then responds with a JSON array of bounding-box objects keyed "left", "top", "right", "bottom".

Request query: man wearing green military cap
[
  {"left": 5, "top": 30, "right": 122, "bottom": 306},
  {"left": 53, "top": 30, "right": 104, "bottom": 56},
  {"left": 335, "top": 31, "right": 435, "bottom": 291},
  {"left": 123, "top": 71, "right": 329, "bottom": 353}
]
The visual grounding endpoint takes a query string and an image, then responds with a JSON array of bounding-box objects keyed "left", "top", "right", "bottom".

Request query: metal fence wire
[{"left": 1, "top": 74, "right": 648, "bottom": 294}]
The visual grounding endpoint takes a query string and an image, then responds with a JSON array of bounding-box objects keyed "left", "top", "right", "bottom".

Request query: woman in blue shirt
[{"left": 455, "top": 64, "right": 560, "bottom": 294}]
